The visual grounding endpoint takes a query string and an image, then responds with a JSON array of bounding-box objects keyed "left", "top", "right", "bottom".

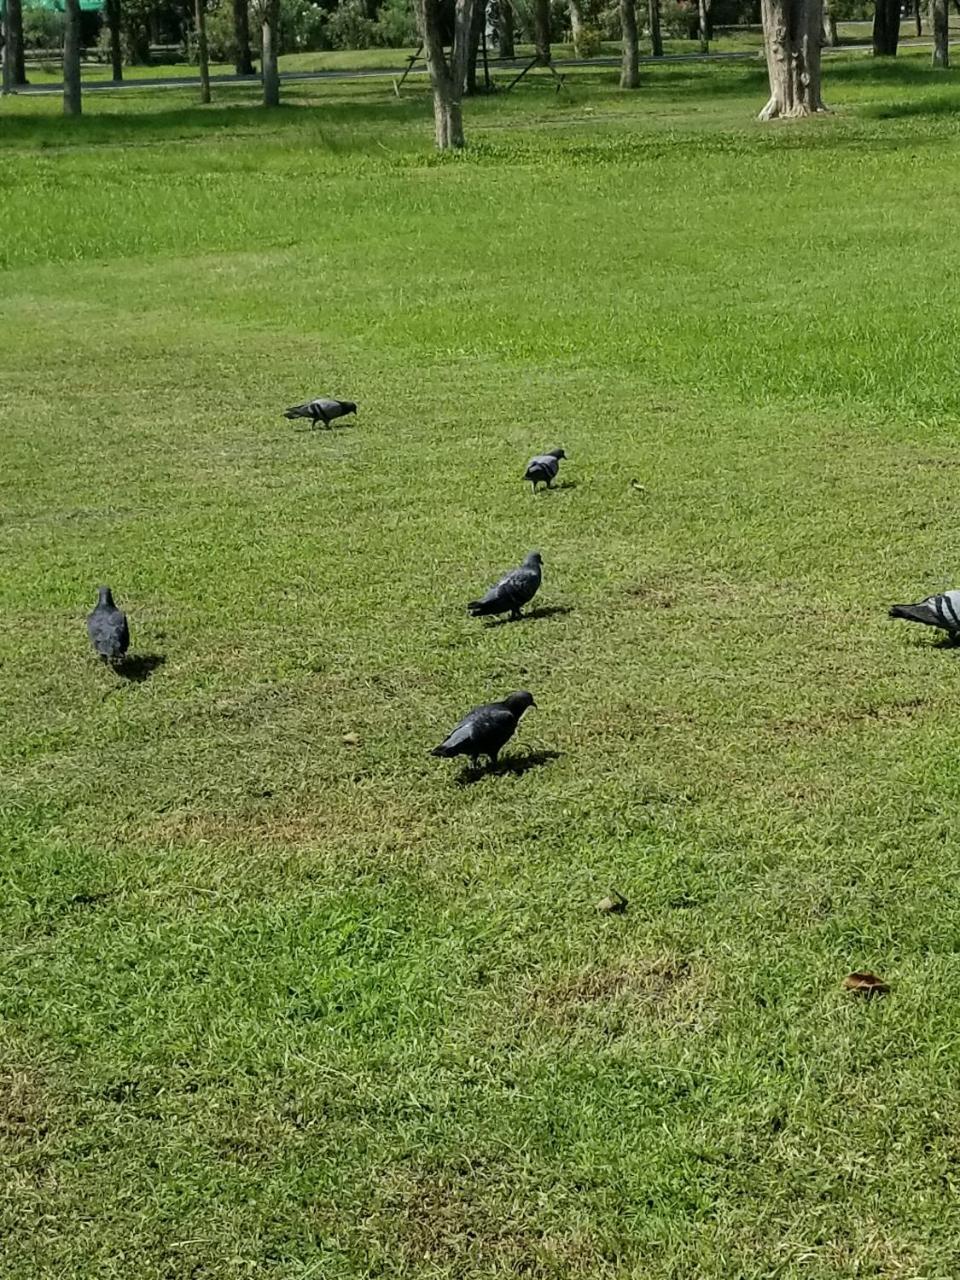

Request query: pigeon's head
[
  {"left": 505, "top": 690, "right": 536, "bottom": 718},
  {"left": 549, "top": 448, "right": 566, "bottom": 460},
  {"left": 524, "top": 551, "right": 543, "bottom": 568},
  {"left": 97, "top": 585, "right": 115, "bottom": 608},
  {"left": 343, "top": 402, "right": 357, "bottom": 415}
]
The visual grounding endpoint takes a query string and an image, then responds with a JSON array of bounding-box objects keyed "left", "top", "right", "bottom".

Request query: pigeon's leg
[
  {"left": 510, "top": 607, "right": 521, "bottom": 621},
  {"left": 470, "top": 755, "right": 480, "bottom": 770}
]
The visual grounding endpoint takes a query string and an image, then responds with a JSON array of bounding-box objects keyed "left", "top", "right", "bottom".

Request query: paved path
[{"left": 10, "top": 39, "right": 956, "bottom": 97}]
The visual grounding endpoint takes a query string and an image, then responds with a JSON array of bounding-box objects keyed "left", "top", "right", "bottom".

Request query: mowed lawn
[{"left": 3, "top": 54, "right": 960, "bottom": 1279}]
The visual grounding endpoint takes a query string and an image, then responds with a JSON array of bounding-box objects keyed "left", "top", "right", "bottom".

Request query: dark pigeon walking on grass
[
  {"left": 889, "top": 589, "right": 960, "bottom": 641},
  {"left": 525, "top": 448, "right": 566, "bottom": 492},
  {"left": 86, "top": 586, "right": 129, "bottom": 664},
  {"left": 468, "top": 552, "right": 543, "bottom": 622},
  {"left": 431, "top": 691, "right": 536, "bottom": 770},
  {"left": 283, "top": 397, "right": 357, "bottom": 428}
]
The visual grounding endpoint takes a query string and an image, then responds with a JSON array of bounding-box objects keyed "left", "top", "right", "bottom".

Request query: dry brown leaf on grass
[
  {"left": 842, "top": 971, "right": 890, "bottom": 997},
  {"left": 597, "top": 890, "right": 628, "bottom": 914}
]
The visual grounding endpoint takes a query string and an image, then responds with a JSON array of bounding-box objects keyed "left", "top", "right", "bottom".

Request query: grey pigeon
[
  {"left": 431, "top": 690, "right": 536, "bottom": 769},
  {"left": 468, "top": 552, "right": 542, "bottom": 622},
  {"left": 525, "top": 448, "right": 566, "bottom": 492},
  {"left": 890, "top": 589, "right": 960, "bottom": 639},
  {"left": 283, "top": 397, "right": 357, "bottom": 427},
  {"left": 86, "top": 586, "right": 129, "bottom": 664}
]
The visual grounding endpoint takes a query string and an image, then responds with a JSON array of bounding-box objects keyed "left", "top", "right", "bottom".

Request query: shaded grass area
[{"left": 3, "top": 51, "right": 960, "bottom": 1279}]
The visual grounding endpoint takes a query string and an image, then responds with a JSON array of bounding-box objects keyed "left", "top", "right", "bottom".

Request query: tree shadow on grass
[
  {"left": 455, "top": 749, "right": 561, "bottom": 788},
  {"left": 115, "top": 654, "right": 166, "bottom": 682}
]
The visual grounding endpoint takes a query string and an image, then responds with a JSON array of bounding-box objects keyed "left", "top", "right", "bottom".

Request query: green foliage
[
  {"left": 21, "top": 4, "right": 65, "bottom": 47},
  {"left": 372, "top": 0, "right": 418, "bottom": 47},
  {"left": 4, "top": 51, "right": 960, "bottom": 1279},
  {"left": 324, "top": 0, "right": 376, "bottom": 48}
]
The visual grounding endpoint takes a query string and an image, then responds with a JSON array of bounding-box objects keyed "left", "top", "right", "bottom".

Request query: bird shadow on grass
[
  {"left": 484, "top": 606, "right": 574, "bottom": 627},
  {"left": 114, "top": 654, "right": 166, "bottom": 683},
  {"left": 290, "top": 422, "right": 355, "bottom": 433},
  {"left": 456, "top": 749, "right": 561, "bottom": 788},
  {"left": 541, "top": 480, "right": 578, "bottom": 492}
]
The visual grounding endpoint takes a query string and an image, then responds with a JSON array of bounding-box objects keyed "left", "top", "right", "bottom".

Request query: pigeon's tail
[
  {"left": 889, "top": 603, "right": 938, "bottom": 627},
  {"left": 431, "top": 742, "right": 457, "bottom": 758},
  {"left": 467, "top": 599, "right": 492, "bottom": 617},
  {"left": 525, "top": 464, "right": 549, "bottom": 483},
  {"left": 284, "top": 407, "right": 309, "bottom": 420}
]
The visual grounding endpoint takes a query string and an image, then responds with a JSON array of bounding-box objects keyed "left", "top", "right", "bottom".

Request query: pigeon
[
  {"left": 283, "top": 397, "right": 357, "bottom": 428},
  {"left": 889, "top": 590, "right": 960, "bottom": 639},
  {"left": 86, "top": 586, "right": 129, "bottom": 664},
  {"left": 431, "top": 691, "right": 536, "bottom": 769},
  {"left": 468, "top": 552, "right": 543, "bottom": 622},
  {"left": 525, "top": 448, "right": 566, "bottom": 492}
]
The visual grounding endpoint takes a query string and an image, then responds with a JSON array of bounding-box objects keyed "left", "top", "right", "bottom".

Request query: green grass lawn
[{"left": 4, "top": 51, "right": 960, "bottom": 1279}]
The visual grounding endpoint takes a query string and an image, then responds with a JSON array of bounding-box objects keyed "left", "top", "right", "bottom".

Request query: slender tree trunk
[
  {"left": 932, "top": 0, "right": 948, "bottom": 62},
  {"left": 872, "top": 0, "right": 899, "bottom": 54},
  {"left": 105, "top": 0, "right": 123, "bottom": 79},
  {"left": 465, "top": 0, "right": 484, "bottom": 91},
  {"left": 3, "top": 0, "right": 25, "bottom": 86},
  {"left": 498, "top": 0, "right": 514, "bottom": 55},
  {"left": 914, "top": 0, "right": 921, "bottom": 34},
  {"left": 533, "top": 0, "right": 551, "bottom": 62},
  {"left": 63, "top": 0, "right": 82, "bottom": 115},
  {"left": 620, "top": 0, "right": 639, "bottom": 84},
  {"left": 822, "top": 0, "right": 838, "bottom": 45},
  {"left": 233, "top": 0, "right": 254, "bottom": 73},
  {"left": 569, "top": 0, "right": 586, "bottom": 53},
  {"left": 261, "top": 0, "right": 279, "bottom": 105},
  {"left": 759, "top": 0, "right": 825, "bottom": 118},
  {"left": 415, "top": 0, "right": 476, "bottom": 148},
  {"left": 1, "top": 21, "right": 12, "bottom": 95},
  {"left": 698, "top": 0, "right": 709, "bottom": 51},
  {"left": 195, "top": 0, "right": 211, "bottom": 100},
  {"left": 648, "top": 0, "right": 663, "bottom": 55}
]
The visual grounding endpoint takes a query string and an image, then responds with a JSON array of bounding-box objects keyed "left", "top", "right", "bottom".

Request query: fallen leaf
[
  {"left": 842, "top": 971, "right": 889, "bottom": 997},
  {"left": 342, "top": 733, "right": 360, "bottom": 747},
  {"left": 597, "top": 890, "right": 628, "bottom": 914}
]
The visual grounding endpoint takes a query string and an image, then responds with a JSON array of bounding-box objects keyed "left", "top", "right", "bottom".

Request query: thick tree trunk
[
  {"left": 532, "top": 0, "right": 551, "bottom": 62},
  {"left": 932, "top": 0, "right": 948, "bottom": 62},
  {"left": 648, "top": 0, "right": 663, "bottom": 55},
  {"left": 233, "top": 0, "right": 254, "bottom": 74},
  {"left": 759, "top": 0, "right": 825, "bottom": 118},
  {"left": 872, "top": 0, "right": 899, "bottom": 54},
  {"left": 620, "top": 0, "right": 639, "bottom": 84},
  {"left": 106, "top": 0, "right": 123, "bottom": 79},
  {"left": 261, "top": 0, "right": 279, "bottom": 105},
  {"left": 498, "top": 0, "right": 515, "bottom": 55},
  {"left": 63, "top": 0, "right": 82, "bottom": 115},
  {"left": 195, "top": 0, "right": 211, "bottom": 101},
  {"left": 698, "top": 0, "right": 709, "bottom": 51},
  {"left": 569, "top": 0, "right": 586, "bottom": 53},
  {"left": 415, "top": 0, "right": 476, "bottom": 148}
]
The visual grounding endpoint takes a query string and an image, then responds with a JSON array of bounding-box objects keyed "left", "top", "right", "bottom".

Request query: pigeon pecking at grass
[
  {"left": 283, "top": 397, "right": 357, "bottom": 428},
  {"left": 86, "top": 586, "right": 130, "bottom": 664},
  {"left": 525, "top": 448, "right": 566, "bottom": 492},
  {"left": 889, "top": 589, "right": 960, "bottom": 640},
  {"left": 468, "top": 552, "right": 543, "bottom": 622},
  {"left": 431, "top": 691, "right": 536, "bottom": 770}
]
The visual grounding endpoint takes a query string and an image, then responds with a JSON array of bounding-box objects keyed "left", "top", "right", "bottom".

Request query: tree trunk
[
  {"left": 620, "top": 0, "right": 639, "bottom": 84},
  {"left": 914, "top": 0, "right": 921, "bottom": 35},
  {"left": 532, "top": 0, "right": 551, "bottom": 62},
  {"left": 414, "top": 0, "right": 476, "bottom": 148},
  {"left": 648, "top": 0, "right": 663, "bottom": 55},
  {"left": 261, "top": 0, "right": 279, "bottom": 105},
  {"left": 822, "top": 2, "right": 838, "bottom": 45},
  {"left": 498, "top": 0, "right": 515, "bottom": 56},
  {"left": 465, "top": 0, "right": 484, "bottom": 91},
  {"left": 195, "top": 0, "right": 211, "bottom": 101},
  {"left": 105, "top": 0, "right": 123, "bottom": 79},
  {"left": 569, "top": 0, "right": 586, "bottom": 53},
  {"left": 698, "top": 0, "right": 709, "bottom": 51},
  {"left": 63, "top": 0, "right": 82, "bottom": 115},
  {"left": 3, "top": 0, "right": 25, "bottom": 86},
  {"left": 1, "top": 21, "right": 12, "bottom": 95},
  {"left": 872, "top": 0, "right": 899, "bottom": 54},
  {"left": 233, "top": 0, "right": 254, "bottom": 74},
  {"left": 932, "top": 0, "right": 948, "bottom": 62},
  {"left": 758, "top": 0, "right": 825, "bottom": 118}
]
